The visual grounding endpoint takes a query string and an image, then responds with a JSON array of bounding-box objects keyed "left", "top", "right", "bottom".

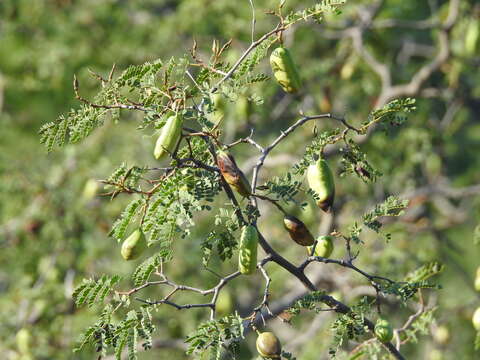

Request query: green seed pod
[
  {"left": 428, "top": 349, "right": 444, "bottom": 360},
  {"left": 82, "top": 178, "right": 99, "bottom": 200},
  {"left": 307, "top": 157, "right": 335, "bottom": 212},
  {"left": 465, "top": 19, "right": 479, "bottom": 56},
  {"left": 374, "top": 318, "right": 394, "bottom": 343},
  {"left": 283, "top": 215, "right": 314, "bottom": 246},
  {"left": 475, "top": 267, "right": 480, "bottom": 292},
  {"left": 235, "top": 95, "right": 250, "bottom": 120},
  {"left": 216, "top": 290, "right": 234, "bottom": 316},
  {"left": 432, "top": 325, "right": 450, "bottom": 345},
  {"left": 16, "top": 328, "right": 31, "bottom": 354},
  {"left": 208, "top": 93, "right": 225, "bottom": 124},
  {"left": 256, "top": 332, "right": 282, "bottom": 359},
  {"left": 307, "top": 236, "right": 334, "bottom": 258},
  {"left": 473, "top": 307, "right": 480, "bottom": 331},
  {"left": 270, "top": 47, "right": 302, "bottom": 93},
  {"left": 121, "top": 229, "right": 147, "bottom": 261},
  {"left": 154, "top": 113, "right": 183, "bottom": 160},
  {"left": 216, "top": 150, "right": 251, "bottom": 198},
  {"left": 238, "top": 225, "right": 258, "bottom": 275}
]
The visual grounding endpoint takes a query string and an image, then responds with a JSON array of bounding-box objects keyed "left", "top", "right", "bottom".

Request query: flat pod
[
  {"left": 307, "top": 235, "right": 334, "bottom": 258},
  {"left": 238, "top": 225, "right": 258, "bottom": 275},
  {"left": 283, "top": 215, "right": 314, "bottom": 246},
  {"left": 269, "top": 47, "right": 302, "bottom": 93},
  {"left": 256, "top": 332, "right": 281, "bottom": 358},
  {"left": 307, "top": 157, "right": 335, "bottom": 212},
  {"left": 121, "top": 229, "right": 147, "bottom": 261},
  {"left": 154, "top": 113, "right": 183, "bottom": 160},
  {"left": 216, "top": 149, "right": 251, "bottom": 198}
]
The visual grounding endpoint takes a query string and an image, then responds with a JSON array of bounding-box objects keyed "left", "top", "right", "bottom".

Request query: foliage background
[{"left": 0, "top": 0, "right": 479, "bottom": 359}]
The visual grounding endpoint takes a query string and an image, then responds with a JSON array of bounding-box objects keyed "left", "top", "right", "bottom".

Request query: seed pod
[
  {"left": 432, "top": 325, "right": 450, "bottom": 345},
  {"left": 354, "top": 164, "right": 372, "bottom": 180},
  {"left": 283, "top": 215, "right": 314, "bottom": 246},
  {"left": 238, "top": 225, "right": 258, "bottom": 275},
  {"left": 121, "top": 229, "right": 147, "bottom": 261},
  {"left": 465, "top": 18, "right": 479, "bottom": 56},
  {"left": 16, "top": 328, "right": 31, "bottom": 354},
  {"left": 82, "top": 178, "right": 99, "bottom": 200},
  {"left": 216, "top": 290, "right": 234, "bottom": 316},
  {"left": 256, "top": 332, "right": 282, "bottom": 359},
  {"left": 473, "top": 307, "right": 480, "bottom": 331},
  {"left": 270, "top": 47, "right": 302, "bottom": 93},
  {"left": 307, "top": 157, "right": 335, "bottom": 212},
  {"left": 307, "top": 236, "right": 334, "bottom": 258},
  {"left": 374, "top": 318, "right": 394, "bottom": 343},
  {"left": 235, "top": 95, "right": 250, "bottom": 120},
  {"left": 208, "top": 93, "right": 225, "bottom": 124},
  {"left": 154, "top": 113, "right": 183, "bottom": 160},
  {"left": 216, "top": 149, "right": 251, "bottom": 198},
  {"left": 475, "top": 267, "right": 480, "bottom": 292}
]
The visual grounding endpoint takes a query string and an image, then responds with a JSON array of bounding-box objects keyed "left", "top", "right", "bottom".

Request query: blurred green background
[{"left": 0, "top": 0, "right": 479, "bottom": 359}]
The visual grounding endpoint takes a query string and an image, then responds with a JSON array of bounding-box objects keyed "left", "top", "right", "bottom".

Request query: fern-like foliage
[
  {"left": 261, "top": 172, "right": 304, "bottom": 206},
  {"left": 362, "top": 196, "right": 409, "bottom": 239},
  {"left": 293, "top": 129, "right": 341, "bottom": 176},
  {"left": 109, "top": 198, "right": 145, "bottom": 242},
  {"left": 362, "top": 98, "right": 416, "bottom": 132},
  {"left": 286, "top": 290, "right": 327, "bottom": 316},
  {"left": 403, "top": 308, "right": 436, "bottom": 345},
  {"left": 115, "top": 60, "right": 163, "bottom": 87},
  {"left": 131, "top": 254, "right": 164, "bottom": 287},
  {"left": 285, "top": 1, "right": 346, "bottom": 25},
  {"left": 73, "top": 275, "right": 122, "bottom": 308},
  {"left": 380, "top": 280, "right": 439, "bottom": 302},
  {"left": 39, "top": 105, "right": 106, "bottom": 152},
  {"left": 404, "top": 261, "right": 445, "bottom": 282},
  {"left": 340, "top": 140, "right": 382, "bottom": 183},
  {"left": 74, "top": 305, "right": 155, "bottom": 360},
  {"left": 185, "top": 314, "right": 244, "bottom": 360},
  {"left": 330, "top": 297, "right": 372, "bottom": 357}
]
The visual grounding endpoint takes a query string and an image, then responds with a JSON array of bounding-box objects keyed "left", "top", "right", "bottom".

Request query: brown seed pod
[
  {"left": 216, "top": 149, "right": 251, "bottom": 198},
  {"left": 256, "top": 332, "right": 282, "bottom": 359},
  {"left": 283, "top": 215, "right": 314, "bottom": 246}
]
